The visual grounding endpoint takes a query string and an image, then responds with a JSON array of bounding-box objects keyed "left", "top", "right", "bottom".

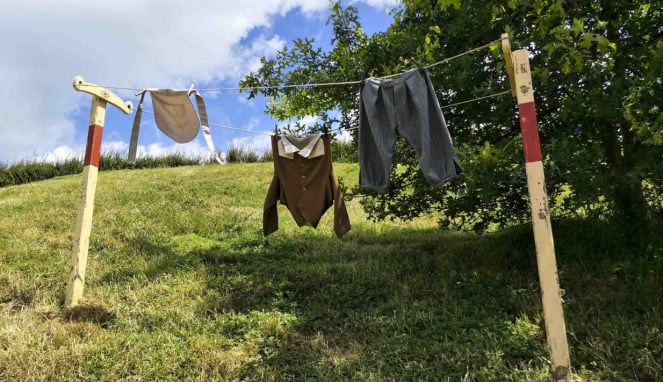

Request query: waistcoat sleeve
[
  {"left": 331, "top": 171, "right": 351, "bottom": 238},
  {"left": 263, "top": 174, "right": 281, "bottom": 236}
]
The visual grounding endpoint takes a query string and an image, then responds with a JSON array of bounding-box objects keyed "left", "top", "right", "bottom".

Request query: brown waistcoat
[{"left": 263, "top": 134, "right": 351, "bottom": 238}]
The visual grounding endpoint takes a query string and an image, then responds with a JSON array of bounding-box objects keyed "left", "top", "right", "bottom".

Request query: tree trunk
[{"left": 601, "top": 0, "right": 652, "bottom": 232}]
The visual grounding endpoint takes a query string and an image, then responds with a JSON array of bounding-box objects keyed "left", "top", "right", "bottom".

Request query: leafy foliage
[{"left": 242, "top": 0, "right": 663, "bottom": 231}]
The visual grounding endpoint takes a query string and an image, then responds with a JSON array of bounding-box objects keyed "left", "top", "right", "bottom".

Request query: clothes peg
[{"left": 187, "top": 81, "right": 196, "bottom": 96}]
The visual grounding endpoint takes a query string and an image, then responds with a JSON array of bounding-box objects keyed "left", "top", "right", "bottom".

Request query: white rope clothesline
[
  {"left": 440, "top": 90, "right": 511, "bottom": 109},
  {"left": 380, "top": 39, "right": 502, "bottom": 80},
  {"left": 142, "top": 88, "right": 510, "bottom": 137},
  {"left": 142, "top": 109, "right": 275, "bottom": 136},
  {"left": 201, "top": 80, "right": 362, "bottom": 93},
  {"left": 209, "top": 122, "right": 274, "bottom": 136},
  {"left": 87, "top": 38, "right": 504, "bottom": 93}
]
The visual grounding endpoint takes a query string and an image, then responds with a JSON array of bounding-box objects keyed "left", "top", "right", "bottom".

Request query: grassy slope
[{"left": 0, "top": 163, "right": 661, "bottom": 381}]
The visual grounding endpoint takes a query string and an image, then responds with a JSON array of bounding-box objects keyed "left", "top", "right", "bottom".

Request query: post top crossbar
[{"left": 73, "top": 76, "right": 133, "bottom": 114}]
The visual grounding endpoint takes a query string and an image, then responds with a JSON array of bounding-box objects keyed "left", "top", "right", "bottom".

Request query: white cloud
[
  {"left": 0, "top": 0, "right": 390, "bottom": 163},
  {"left": 37, "top": 145, "right": 83, "bottom": 164},
  {"left": 0, "top": 0, "right": 329, "bottom": 162},
  {"left": 228, "top": 117, "right": 274, "bottom": 154},
  {"left": 230, "top": 135, "right": 272, "bottom": 155},
  {"left": 354, "top": 0, "right": 401, "bottom": 9},
  {"left": 335, "top": 128, "right": 354, "bottom": 142},
  {"left": 298, "top": 115, "right": 320, "bottom": 127},
  {"left": 102, "top": 140, "right": 130, "bottom": 154},
  {"left": 35, "top": 139, "right": 218, "bottom": 164},
  {"left": 276, "top": 115, "right": 320, "bottom": 132}
]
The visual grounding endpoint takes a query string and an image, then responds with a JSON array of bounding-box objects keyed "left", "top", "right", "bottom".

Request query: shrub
[
  {"left": 331, "top": 139, "right": 357, "bottom": 163},
  {"left": 0, "top": 151, "right": 209, "bottom": 188},
  {"left": 226, "top": 144, "right": 267, "bottom": 163}
]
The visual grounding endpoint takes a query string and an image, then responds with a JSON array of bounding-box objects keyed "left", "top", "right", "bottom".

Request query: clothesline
[
  {"left": 380, "top": 39, "right": 502, "bottom": 79},
  {"left": 142, "top": 88, "right": 509, "bottom": 137},
  {"left": 142, "top": 109, "right": 276, "bottom": 136},
  {"left": 190, "top": 38, "right": 503, "bottom": 91},
  {"left": 142, "top": 88, "right": 510, "bottom": 137},
  {"left": 440, "top": 90, "right": 511, "bottom": 109},
  {"left": 209, "top": 122, "right": 275, "bottom": 136},
  {"left": 84, "top": 38, "right": 503, "bottom": 93}
]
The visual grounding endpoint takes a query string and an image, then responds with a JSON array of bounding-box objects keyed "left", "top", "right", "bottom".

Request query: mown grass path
[{"left": 1, "top": 163, "right": 661, "bottom": 381}]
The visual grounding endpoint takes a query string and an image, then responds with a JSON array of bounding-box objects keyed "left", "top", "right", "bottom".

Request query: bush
[
  {"left": 0, "top": 165, "right": 10, "bottom": 187},
  {"left": 226, "top": 144, "right": 268, "bottom": 163},
  {"left": 0, "top": 151, "right": 208, "bottom": 188},
  {"left": 331, "top": 139, "right": 357, "bottom": 163}
]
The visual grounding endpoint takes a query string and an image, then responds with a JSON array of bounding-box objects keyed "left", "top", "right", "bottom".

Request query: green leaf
[
  {"left": 579, "top": 32, "right": 613, "bottom": 52},
  {"left": 570, "top": 17, "right": 585, "bottom": 37}
]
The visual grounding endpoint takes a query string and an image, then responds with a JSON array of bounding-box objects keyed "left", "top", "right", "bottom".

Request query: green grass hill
[{"left": 1, "top": 163, "right": 661, "bottom": 381}]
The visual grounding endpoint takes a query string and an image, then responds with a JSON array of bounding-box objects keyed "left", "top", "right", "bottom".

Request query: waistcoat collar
[{"left": 278, "top": 134, "right": 324, "bottom": 159}]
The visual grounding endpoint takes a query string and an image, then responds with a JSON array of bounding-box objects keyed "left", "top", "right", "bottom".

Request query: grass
[{"left": 0, "top": 163, "right": 661, "bottom": 381}]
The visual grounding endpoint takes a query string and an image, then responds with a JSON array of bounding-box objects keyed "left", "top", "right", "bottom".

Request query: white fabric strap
[
  {"left": 193, "top": 91, "right": 225, "bottom": 165},
  {"left": 127, "top": 91, "right": 146, "bottom": 165}
]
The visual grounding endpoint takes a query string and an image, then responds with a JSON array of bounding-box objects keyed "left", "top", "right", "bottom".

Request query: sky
[{"left": 0, "top": 0, "right": 398, "bottom": 164}]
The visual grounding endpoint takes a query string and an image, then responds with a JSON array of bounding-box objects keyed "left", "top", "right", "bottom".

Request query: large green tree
[{"left": 242, "top": 0, "right": 663, "bottom": 230}]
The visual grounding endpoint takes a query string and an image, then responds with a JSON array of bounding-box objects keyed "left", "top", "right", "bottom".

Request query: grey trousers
[{"left": 359, "top": 68, "right": 463, "bottom": 193}]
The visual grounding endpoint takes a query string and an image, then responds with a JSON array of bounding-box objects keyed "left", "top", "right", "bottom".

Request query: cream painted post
[
  {"left": 66, "top": 76, "right": 132, "bottom": 308},
  {"left": 511, "top": 50, "right": 571, "bottom": 381},
  {"left": 501, "top": 33, "right": 517, "bottom": 97}
]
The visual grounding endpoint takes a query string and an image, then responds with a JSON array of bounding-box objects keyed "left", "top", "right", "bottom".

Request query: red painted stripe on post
[
  {"left": 84, "top": 124, "right": 103, "bottom": 167},
  {"left": 517, "top": 101, "right": 542, "bottom": 163}
]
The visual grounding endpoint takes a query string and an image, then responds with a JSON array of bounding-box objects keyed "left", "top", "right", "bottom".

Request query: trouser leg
[
  {"left": 359, "top": 81, "right": 398, "bottom": 193},
  {"left": 396, "top": 69, "right": 463, "bottom": 187}
]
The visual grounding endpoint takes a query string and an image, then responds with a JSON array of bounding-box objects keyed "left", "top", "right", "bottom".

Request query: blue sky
[{"left": 0, "top": 1, "right": 397, "bottom": 164}]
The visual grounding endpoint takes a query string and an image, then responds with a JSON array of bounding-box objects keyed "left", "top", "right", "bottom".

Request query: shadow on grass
[
  {"left": 93, "top": 218, "right": 662, "bottom": 380},
  {"left": 206, "top": 219, "right": 662, "bottom": 380},
  {"left": 0, "top": 286, "right": 35, "bottom": 311},
  {"left": 196, "top": 226, "right": 549, "bottom": 380},
  {"left": 97, "top": 234, "right": 238, "bottom": 285},
  {"left": 63, "top": 303, "right": 117, "bottom": 328}
]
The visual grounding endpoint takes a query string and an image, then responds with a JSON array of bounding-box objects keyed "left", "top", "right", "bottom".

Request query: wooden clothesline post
[
  {"left": 501, "top": 34, "right": 572, "bottom": 381},
  {"left": 65, "top": 76, "right": 133, "bottom": 308}
]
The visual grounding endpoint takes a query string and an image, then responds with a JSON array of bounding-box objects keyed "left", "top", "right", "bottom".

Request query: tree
[{"left": 242, "top": 0, "right": 663, "bottom": 231}]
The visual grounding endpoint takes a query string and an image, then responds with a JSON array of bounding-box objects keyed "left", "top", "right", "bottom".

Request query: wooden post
[
  {"left": 511, "top": 49, "right": 571, "bottom": 381},
  {"left": 501, "top": 33, "right": 517, "bottom": 97},
  {"left": 65, "top": 76, "right": 132, "bottom": 308}
]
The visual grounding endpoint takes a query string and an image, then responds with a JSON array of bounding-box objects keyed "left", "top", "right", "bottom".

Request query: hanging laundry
[
  {"left": 150, "top": 90, "right": 200, "bottom": 143},
  {"left": 127, "top": 91, "right": 146, "bottom": 164},
  {"left": 190, "top": 90, "right": 224, "bottom": 165},
  {"left": 128, "top": 90, "right": 224, "bottom": 165},
  {"left": 359, "top": 68, "right": 463, "bottom": 193},
  {"left": 263, "top": 134, "right": 351, "bottom": 238}
]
